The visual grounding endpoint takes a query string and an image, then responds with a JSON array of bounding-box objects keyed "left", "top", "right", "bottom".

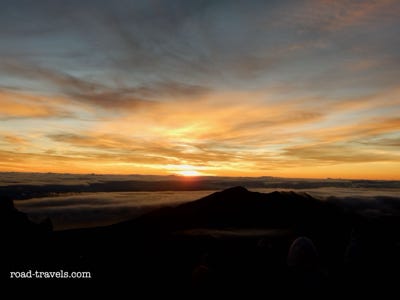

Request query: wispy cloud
[
  {"left": 0, "top": 89, "right": 73, "bottom": 119},
  {"left": 312, "top": 0, "right": 399, "bottom": 32},
  {"left": 0, "top": 60, "right": 210, "bottom": 110},
  {"left": 0, "top": 0, "right": 399, "bottom": 178}
]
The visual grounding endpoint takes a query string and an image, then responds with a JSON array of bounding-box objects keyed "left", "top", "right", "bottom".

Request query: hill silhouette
[{"left": 113, "top": 187, "right": 348, "bottom": 238}]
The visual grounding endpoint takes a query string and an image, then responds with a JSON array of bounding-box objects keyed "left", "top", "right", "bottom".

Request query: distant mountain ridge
[{"left": 111, "top": 186, "right": 349, "bottom": 241}]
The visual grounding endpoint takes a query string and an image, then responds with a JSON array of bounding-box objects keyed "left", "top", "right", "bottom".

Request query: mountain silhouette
[
  {"left": 1, "top": 198, "right": 52, "bottom": 281},
  {"left": 0, "top": 197, "right": 52, "bottom": 235},
  {"left": 113, "top": 186, "right": 348, "bottom": 238}
]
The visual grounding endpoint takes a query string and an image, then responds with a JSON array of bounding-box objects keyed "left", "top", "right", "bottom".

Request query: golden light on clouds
[
  {"left": 1, "top": 0, "right": 400, "bottom": 179},
  {"left": 1, "top": 86, "right": 399, "bottom": 179}
]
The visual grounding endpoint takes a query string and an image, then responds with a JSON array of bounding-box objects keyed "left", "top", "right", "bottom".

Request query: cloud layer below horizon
[
  {"left": 16, "top": 187, "right": 400, "bottom": 230},
  {"left": 1, "top": 0, "right": 400, "bottom": 179}
]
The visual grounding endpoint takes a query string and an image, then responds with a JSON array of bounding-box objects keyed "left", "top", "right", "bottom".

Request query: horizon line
[{"left": 0, "top": 171, "right": 399, "bottom": 182}]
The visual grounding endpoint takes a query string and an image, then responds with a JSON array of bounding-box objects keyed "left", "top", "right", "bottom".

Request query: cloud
[
  {"left": 360, "top": 137, "right": 400, "bottom": 148},
  {"left": 13, "top": 186, "right": 400, "bottom": 230},
  {"left": 1, "top": 86, "right": 399, "bottom": 177},
  {"left": 271, "top": 0, "right": 399, "bottom": 36},
  {"left": 0, "top": 60, "right": 210, "bottom": 110},
  {"left": 305, "top": 117, "right": 400, "bottom": 143},
  {"left": 2, "top": 134, "right": 29, "bottom": 145},
  {"left": 326, "top": 195, "right": 400, "bottom": 217},
  {"left": 0, "top": 89, "right": 73, "bottom": 119},
  {"left": 39, "top": 90, "right": 329, "bottom": 170},
  {"left": 328, "top": 86, "right": 400, "bottom": 113},
  {"left": 15, "top": 190, "right": 211, "bottom": 230},
  {"left": 1, "top": 0, "right": 399, "bottom": 84},
  {"left": 1, "top": 86, "right": 400, "bottom": 177},
  {"left": 48, "top": 133, "right": 141, "bottom": 151},
  {"left": 0, "top": 0, "right": 400, "bottom": 178},
  {"left": 311, "top": 0, "right": 399, "bottom": 32},
  {"left": 284, "top": 142, "right": 400, "bottom": 164}
]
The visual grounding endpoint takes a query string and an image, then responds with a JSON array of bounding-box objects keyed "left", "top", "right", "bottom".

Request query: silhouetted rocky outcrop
[
  {"left": 1, "top": 197, "right": 52, "bottom": 280},
  {"left": 0, "top": 198, "right": 51, "bottom": 235},
  {"left": 115, "top": 187, "right": 349, "bottom": 239}
]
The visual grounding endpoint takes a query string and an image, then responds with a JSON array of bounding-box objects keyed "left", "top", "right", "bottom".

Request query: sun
[
  {"left": 167, "top": 164, "right": 214, "bottom": 176},
  {"left": 177, "top": 170, "right": 202, "bottom": 177},
  {"left": 172, "top": 164, "right": 206, "bottom": 176}
]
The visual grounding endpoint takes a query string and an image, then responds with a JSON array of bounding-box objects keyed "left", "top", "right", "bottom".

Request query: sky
[{"left": 1, "top": 0, "right": 400, "bottom": 179}]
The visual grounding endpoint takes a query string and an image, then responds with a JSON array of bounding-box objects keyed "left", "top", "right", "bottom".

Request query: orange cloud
[
  {"left": 0, "top": 90, "right": 72, "bottom": 119},
  {"left": 304, "top": 117, "right": 400, "bottom": 143},
  {"left": 1, "top": 85, "right": 400, "bottom": 179},
  {"left": 312, "top": 0, "right": 398, "bottom": 31},
  {"left": 2, "top": 134, "right": 29, "bottom": 145}
]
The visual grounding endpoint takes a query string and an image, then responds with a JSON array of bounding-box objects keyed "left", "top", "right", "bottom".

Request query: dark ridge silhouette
[
  {"left": 113, "top": 187, "right": 348, "bottom": 237},
  {"left": 1, "top": 198, "right": 52, "bottom": 282},
  {"left": 0, "top": 197, "right": 52, "bottom": 237},
  {"left": 1, "top": 187, "right": 399, "bottom": 295}
]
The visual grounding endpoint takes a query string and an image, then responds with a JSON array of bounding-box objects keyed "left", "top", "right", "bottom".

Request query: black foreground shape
[{"left": 2, "top": 187, "right": 399, "bottom": 295}]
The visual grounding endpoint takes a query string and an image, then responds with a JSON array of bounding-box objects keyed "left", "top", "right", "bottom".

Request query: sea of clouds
[
  {"left": 5, "top": 172, "right": 399, "bottom": 230},
  {"left": 14, "top": 187, "right": 400, "bottom": 230},
  {"left": 15, "top": 191, "right": 214, "bottom": 230}
]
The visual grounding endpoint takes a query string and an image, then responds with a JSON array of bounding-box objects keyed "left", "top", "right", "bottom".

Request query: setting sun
[
  {"left": 177, "top": 170, "right": 202, "bottom": 177},
  {"left": 173, "top": 164, "right": 205, "bottom": 177}
]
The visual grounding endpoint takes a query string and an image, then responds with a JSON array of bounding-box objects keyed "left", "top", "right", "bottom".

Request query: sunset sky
[{"left": 1, "top": 0, "right": 399, "bottom": 179}]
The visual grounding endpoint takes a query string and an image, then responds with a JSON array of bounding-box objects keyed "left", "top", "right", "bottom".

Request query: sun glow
[
  {"left": 172, "top": 164, "right": 205, "bottom": 176},
  {"left": 177, "top": 170, "right": 202, "bottom": 176}
]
